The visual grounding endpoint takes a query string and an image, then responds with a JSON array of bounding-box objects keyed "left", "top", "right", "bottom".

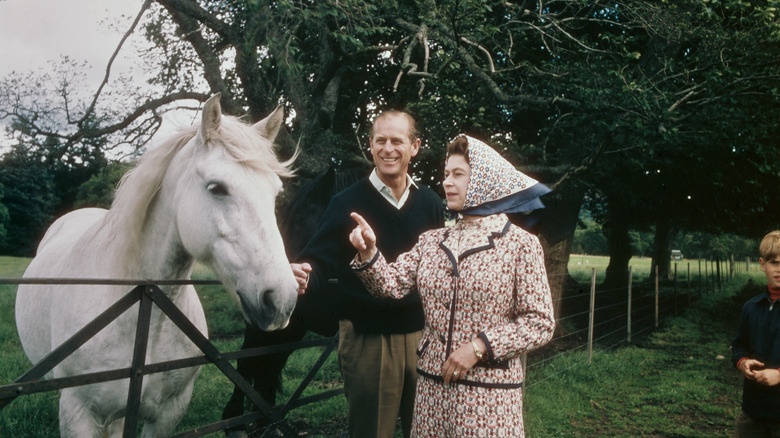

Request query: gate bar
[
  {"left": 0, "top": 288, "right": 141, "bottom": 409},
  {"left": 123, "top": 287, "right": 154, "bottom": 437}
]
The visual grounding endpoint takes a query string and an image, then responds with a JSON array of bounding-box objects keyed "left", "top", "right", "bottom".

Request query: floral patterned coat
[{"left": 353, "top": 213, "right": 555, "bottom": 388}]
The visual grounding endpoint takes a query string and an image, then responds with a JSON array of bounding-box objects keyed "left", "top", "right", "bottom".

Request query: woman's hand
[
  {"left": 349, "top": 212, "right": 377, "bottom": 262},
  {"left": 442, "top": 338, "right": 485, "bottom": 385}
]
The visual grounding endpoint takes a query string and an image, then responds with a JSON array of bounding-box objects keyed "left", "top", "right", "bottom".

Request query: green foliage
[
  {"left": 572, "top": 217, "right": 608, "bottom": 256},
  {"left": 573, "top": 216, "right": 759, "bottom": 260},
  {"left": 3, "top": 0, "right": 779, "bottom": 284},
  {"left": 74, "top": 161, "right": 133, "bottom": 209},
  {"left": 0, "top": 183, "right": 9, "bottom": 247},
  {"left": 0, "top": 121, "right": 107, "bottom": 255},
  {"left": 0, "top": 150, "right": 58, "bottom": 256}
]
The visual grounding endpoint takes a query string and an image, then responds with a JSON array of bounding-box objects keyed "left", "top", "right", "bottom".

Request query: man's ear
[{"left": 410, "top": 138, "right": 421, "bottom": 157}]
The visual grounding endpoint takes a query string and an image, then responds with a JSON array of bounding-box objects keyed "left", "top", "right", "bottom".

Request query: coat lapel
[{"left": 439, "top": 214, "right": 512, "bottom": 270}]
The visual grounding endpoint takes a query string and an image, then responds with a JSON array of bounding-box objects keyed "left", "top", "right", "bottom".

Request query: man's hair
[
  {"left": 446, "top": 136, "right": 470, "bottom": 164},
  {"left": 759, "top": 230, "right": 780, "bottom": 260},
  {"left": 370, "top": 110, "right": 418, "bottom": 142}
]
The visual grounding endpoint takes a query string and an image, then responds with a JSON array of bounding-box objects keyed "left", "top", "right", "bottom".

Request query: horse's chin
[
  {"left": 237, "top": 291, "right": 296, "bottom": 332},
  {"left": 244, "top": 312, "right": 292, "bottom": 332},
  {"left": 256, "top": 316, "right": 291, "bottom": 332}
]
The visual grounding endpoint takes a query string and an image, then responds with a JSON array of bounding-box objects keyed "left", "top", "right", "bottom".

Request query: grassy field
[
  {"left": 0, "top": 255, "right": 765, "bottom": 436},
  {"left": 567, "top": 253, "right": 753, "bottom": 285},
  {"left": 523, "top": 273, "right": 761, "bottom": 437},
  {"left": 0, "top": 256, "right": 347, "bottom": 437}
]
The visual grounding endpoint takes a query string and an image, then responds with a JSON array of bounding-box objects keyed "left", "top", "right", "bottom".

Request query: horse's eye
[{"left": 207, "top": 182, "right": 229, "bottom": 197}]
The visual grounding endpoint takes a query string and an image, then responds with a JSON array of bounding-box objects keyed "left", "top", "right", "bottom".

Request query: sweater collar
[
  {"left": 769, "top": 285, "right": 780, "bottom": 301},
  {"left": 368, "top": 169, "right": 418, "bottom": 209}
]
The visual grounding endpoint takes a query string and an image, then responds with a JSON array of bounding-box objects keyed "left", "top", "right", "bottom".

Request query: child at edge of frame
[{"left": 731, "top": 230, "right": 780, "bottom": 438}]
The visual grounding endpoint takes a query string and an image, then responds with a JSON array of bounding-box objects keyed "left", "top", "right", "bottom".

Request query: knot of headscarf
[{"left": 456, "top": 134, "right": 551, "bottom": 217}]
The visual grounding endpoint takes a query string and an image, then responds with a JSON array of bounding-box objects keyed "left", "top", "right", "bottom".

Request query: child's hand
[
  {"left": 738, "top": 358, "right": 765, "bottom": 380},
  {"left": 754, "top": 368, "right": 780, "bottom": 387}
]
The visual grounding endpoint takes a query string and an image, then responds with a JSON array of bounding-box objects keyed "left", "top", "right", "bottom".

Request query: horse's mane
[{"left": 93, "top": 115, "right": 294, "bottom": 273}]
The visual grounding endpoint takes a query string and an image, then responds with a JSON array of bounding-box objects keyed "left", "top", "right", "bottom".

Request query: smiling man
[
  {"left": 369, "top": 111, "right": 421, "bottom": 200},
  {"left": 291, "top": 110, "right": 444, "bottom": 438}
]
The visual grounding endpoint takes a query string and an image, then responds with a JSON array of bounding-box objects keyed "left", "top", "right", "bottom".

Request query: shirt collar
[{"left": 369, "top": 169, "right": 418, "bottom": 209}]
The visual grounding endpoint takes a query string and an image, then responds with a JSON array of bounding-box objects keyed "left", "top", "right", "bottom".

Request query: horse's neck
[
  {"left": 96, "top": 192, "right": 193, "bottom": 283},
  {"left": 135, "top": 198, "right": 194, "bottom": 281}
]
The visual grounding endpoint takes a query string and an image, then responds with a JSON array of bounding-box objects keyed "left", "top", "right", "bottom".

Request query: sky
[
  {"left": 0, "top": 0, "right": 194, "bottom": 151},
  {"left": 0, "top": 0, "right": 142, "bottom": 80}
]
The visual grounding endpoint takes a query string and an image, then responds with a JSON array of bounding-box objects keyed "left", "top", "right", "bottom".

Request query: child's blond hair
[{"left": 759, "top": 231, "right": 780, "bottom": 260}]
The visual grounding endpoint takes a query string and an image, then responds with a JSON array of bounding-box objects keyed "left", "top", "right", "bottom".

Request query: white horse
[{"left": 14, "top": 94, "right": 299, "bottom": 437}]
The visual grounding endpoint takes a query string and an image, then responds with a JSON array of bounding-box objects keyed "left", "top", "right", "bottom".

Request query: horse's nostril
[{"left": 262, "top": 289, "right": 275, "bottom": 309}]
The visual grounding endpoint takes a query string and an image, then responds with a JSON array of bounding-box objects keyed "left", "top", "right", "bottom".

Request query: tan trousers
[{"left": 338, "top": 319, "right": 421, "bottom": 438}]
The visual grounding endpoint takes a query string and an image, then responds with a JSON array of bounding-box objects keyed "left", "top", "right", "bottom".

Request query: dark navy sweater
[
  {"left": 298, "top": 177, "right": 444, "bottom": 334},
  {"left": 731, "top": 288, "right": 780, "bottom": 420}
]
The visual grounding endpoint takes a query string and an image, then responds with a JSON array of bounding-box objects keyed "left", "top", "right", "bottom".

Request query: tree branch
[
  {"left": 456, "top": 45, "right": 579, "bottom": 108},
  {"left": 157, "top": 1, "right": 240, "bottom": 114},
  {"left": 154, "top": 0, "right": 234, "bottom": 38},
  {"left": 78, "top": 0, "right": 153, "bottom": 129}
]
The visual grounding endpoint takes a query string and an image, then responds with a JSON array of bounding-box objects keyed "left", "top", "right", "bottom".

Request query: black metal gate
[{"left": 0, "top": 278, "right": 342, "bottom": 437}]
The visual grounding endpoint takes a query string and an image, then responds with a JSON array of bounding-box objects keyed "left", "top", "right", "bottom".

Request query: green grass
[
  {"left": 0, "top": 256, "right": 61, "bottom": 436},
  {"left": 568, "top": 253, "right": 752, "bottom": 285},
  {"left": 0, "top": 256, "right": 766, "bottom": 436},
  {"left": 0, "top": 257, "right": 346, "bottom": 437},
  {"left": 524, "top": 273, "right": 762, "bottom": 437}
]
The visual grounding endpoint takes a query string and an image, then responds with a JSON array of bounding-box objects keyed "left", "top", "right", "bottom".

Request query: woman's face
[{"left": 443, "top": 154, "right": 471, "bottom": 211}]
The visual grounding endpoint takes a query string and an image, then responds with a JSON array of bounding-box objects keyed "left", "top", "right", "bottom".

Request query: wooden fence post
[
  {"left": 655, "top": 265, "right": 659, "bottom": 328},
  {"left": 730, "top": 254, "right": 735, "bottom": 281},
  {"left": 687, "top": 263, "right": 691, "bottom": 298},
  {"left": 698, "top": 259, "right": 702, "bottom": 296},
  {"left": 627, "top": 267, "right": 633, "bottom": 345},
  {"left": 587, "top": 268, "right": 596, "bottom": 365},
  {"left": 673, "top": 264, "right": 678, "bottom": 315},
  {"left": 521, "top": 353, "right": 528, "bottom": 392}
]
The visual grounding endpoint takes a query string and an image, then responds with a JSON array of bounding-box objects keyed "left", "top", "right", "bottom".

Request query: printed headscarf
[{"left": 455, "top": 134, "right": 551, "bottom": 217}]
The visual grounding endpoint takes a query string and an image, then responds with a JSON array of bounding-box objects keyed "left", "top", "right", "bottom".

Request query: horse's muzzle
[{"left": 238, "top": 288, "right": 296, "bottom": 331}]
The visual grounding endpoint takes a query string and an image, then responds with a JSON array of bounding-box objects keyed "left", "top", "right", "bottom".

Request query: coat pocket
[{"left": 417, "top": 338, "right": 430, "bottom": 357}]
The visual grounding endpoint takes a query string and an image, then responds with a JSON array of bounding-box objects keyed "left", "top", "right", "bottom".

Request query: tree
[
  {"left": 2, "top": 0, "right": 779, "bottom": 303},
  {"left": 576, "top": 0, "right": 780, "bottom": 281},
  {"left": 0, "top": 183, "right": 9, "bottom": 247},
  {"left": 74, "top": 161, "right": 133, "bottom": 209},
  {"left": 0, "top": 146, "right": 58, "bottom": 256}
]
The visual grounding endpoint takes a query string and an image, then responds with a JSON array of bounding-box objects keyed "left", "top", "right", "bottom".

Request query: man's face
[
  {"left": 760, "top": 255, "right": 780, "bottom": 289},
  {"left": 369, "top": 114, "right": 420, "bottom": 183}
]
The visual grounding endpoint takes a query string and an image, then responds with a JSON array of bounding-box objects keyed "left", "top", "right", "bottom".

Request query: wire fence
[
  {"left": 521, "top": 255, "right": 750, "bottom": 391},
  {"left": 0, "top": 255, "right": 752, "bottom": 437}
]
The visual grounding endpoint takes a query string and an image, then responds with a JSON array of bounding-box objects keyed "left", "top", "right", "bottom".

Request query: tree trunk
[
  {"left": 651, "top": 216, "right": 675, "bottom": 280},
  {"left": 603, "top": 208, "right": 632, "bottom": 288},
  {"left": 531, "top": 183, "right": 586, "bottom": 325}
]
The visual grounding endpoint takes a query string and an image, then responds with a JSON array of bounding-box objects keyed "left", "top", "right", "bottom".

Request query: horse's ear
[
  {"left": 253, "top": 106, "right": 284, "bottom": 144},
  {"left": 199, "top": 93, "right": 222, "bottom": 143}
]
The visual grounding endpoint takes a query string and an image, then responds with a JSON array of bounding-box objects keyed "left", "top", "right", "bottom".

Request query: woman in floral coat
[{"left": 349, "top": 134, "right": 556, "bottom": 437}]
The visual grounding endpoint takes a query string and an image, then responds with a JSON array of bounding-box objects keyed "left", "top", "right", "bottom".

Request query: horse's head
[{"left": 173, "top": 94, "right": 297, "bottom": 331}]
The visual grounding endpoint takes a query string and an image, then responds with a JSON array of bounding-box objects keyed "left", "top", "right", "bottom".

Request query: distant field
[{"left": 567, "top": 254, "right": 755, "bottom": 284}]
